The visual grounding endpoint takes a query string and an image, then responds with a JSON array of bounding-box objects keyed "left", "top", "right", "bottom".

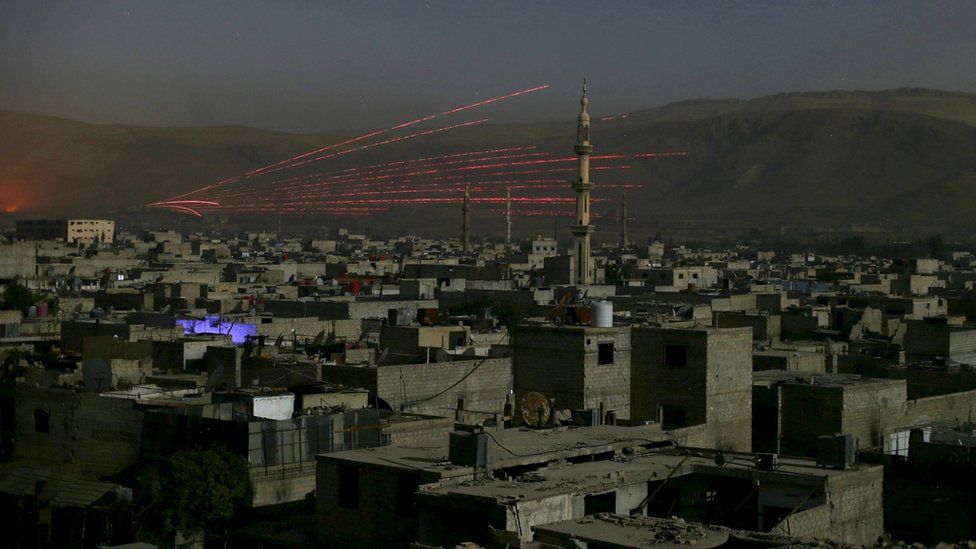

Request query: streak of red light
[{"left": 156, "top": 84, "right": 550, "bottom": 202}]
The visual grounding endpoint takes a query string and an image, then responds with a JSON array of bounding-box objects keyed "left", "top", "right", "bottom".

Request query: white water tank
[{"left": 591, "top": 301, "right": 613, "bottom": 327}]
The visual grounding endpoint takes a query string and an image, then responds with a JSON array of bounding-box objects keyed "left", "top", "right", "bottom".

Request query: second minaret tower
[{"left": 570, "top": 82, "right": 595, "bottom": 285}]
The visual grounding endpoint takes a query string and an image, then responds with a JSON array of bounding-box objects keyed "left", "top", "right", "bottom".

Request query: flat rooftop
[
  {"left": 419, "top": 447, "right": 868, "bottom": 504},
  {"left": 534, "top": 513, "right": 730, "bottom": 549},
  {"left": 752, "top": 370, "right": 904, "bottom": 388},
  {"left": 317, "top": 424, "right": 671, "bottom": 476}
]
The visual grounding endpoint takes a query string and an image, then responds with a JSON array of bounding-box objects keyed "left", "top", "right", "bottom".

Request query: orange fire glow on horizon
[{"left": 0, "top": 179, "right": 34, "bottom": 213}]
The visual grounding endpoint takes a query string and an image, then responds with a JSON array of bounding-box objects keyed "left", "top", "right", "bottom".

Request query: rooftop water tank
[{"left": 591, "top": 300, "right": 613, "bottom": 328}]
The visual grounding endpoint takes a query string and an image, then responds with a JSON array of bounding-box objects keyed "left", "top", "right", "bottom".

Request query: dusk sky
[{"left": 2, "top": 0, "right": 975, "bottom": 133}]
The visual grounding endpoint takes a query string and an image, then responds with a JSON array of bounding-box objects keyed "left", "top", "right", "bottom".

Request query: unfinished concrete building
[
  {"left": 316, "top": 426, "right": 882, "bottom": 548},
  {"left": 631, "top": 326, "right": 753, "bottom": 452},
  {"left": 513, "top": 324, "right": 632, "bottom": 421}
]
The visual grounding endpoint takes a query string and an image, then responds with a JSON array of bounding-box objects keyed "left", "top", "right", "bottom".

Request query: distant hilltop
[{"left": 2, "top": 87, "right": 976, "bottom": 236}]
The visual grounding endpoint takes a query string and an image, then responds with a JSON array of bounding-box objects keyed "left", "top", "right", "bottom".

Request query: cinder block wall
[
  {"left": 780, "top": 384, "right": 844, "bottom": 456},
  {"left": 704, "top": 327, "right": 753, "bottom": 452},
  {"left": 14, "top": 385, "right": 143, "bottom": 479},
  {"left": 514, "top": 327, "right": 586, "bottom": 413},
  {"left": 840, "top": 380, "right": 907, "bottom": 450},
  {"left": 631, "top": 326, "right": 752, "bottom": 451},
  {"left": 631, "top": 328, "right": 709, "bottom": 425},
  {"left": 824, "top": 466, "right": 885, "bottom": 544},
  {"left": 316, "top": 459, "right": 444, "bottom": 549},
  {"left": 377, "top": 358, "right": 512, "bottom": 417},
  {"left": 514, "top": 326, "right": 630, "bottom": 420}
]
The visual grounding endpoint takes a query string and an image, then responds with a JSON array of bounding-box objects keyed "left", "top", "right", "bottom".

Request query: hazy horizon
[{"left": 3, "top": 1, "right": 975, "bottom": 133}]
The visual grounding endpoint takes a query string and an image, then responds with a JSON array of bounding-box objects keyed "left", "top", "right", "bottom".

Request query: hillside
[{"left": 2, "top": 88, "right": 976, "bottom": 237}]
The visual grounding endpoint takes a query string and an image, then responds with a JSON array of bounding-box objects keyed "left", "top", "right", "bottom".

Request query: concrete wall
[
  {"left": 631, "top": 327, "right": 752, "bottom": 452},
  {"left": 13, "top": 385, "right": 142, "bottom": 479},
  {"left": 0, "top": 243, "right": 36, "bottom": 279},
  {"left": 780, "top": 379, "right": 907, "bottom": 456},
  {"left": 714, "top": 312, "right": 781, "bottom": 341},
  {"left": 705, "top": 328, "right": 754, "bottom": 452},
  {"left": 321, "top": 359, "right": 512, "bottom": 419},
  {"left": 779, "top": 384, "right": 844, "bottom": 457},
  {"left": 514, "top": 326, "right": 631, "bottom": 420},
  {"left": 378, "top": 359, "right": 511, "bottom": 418},
  {"left": 316, "top": 458, "right": 449, "bottom": 549},
  {"left": 822, "top": 466, "right": 885, "bottom": 545}
]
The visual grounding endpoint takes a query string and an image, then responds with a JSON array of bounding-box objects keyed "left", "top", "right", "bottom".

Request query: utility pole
[
  {"left": 461, "top": 186, "right": 471, "bottom": 253},
  {"left": 620, "top": 190, "right": 629, "bottom": 248},
  {"left": 505, "top": 187, "right": 512, "bottom": 245}
]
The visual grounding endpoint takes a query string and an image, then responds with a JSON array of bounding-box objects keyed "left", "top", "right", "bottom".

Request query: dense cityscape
[{"left": 3, "top": 2, "right": 976, "bottom": 548}]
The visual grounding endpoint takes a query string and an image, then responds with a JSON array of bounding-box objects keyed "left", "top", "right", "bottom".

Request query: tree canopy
[{"left": 139, "top": 446, "right": 251, "bottom": 537}]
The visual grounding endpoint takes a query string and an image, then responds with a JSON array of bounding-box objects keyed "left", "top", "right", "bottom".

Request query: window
[
  {"left": 598, "top": 342, "right": 614, "bottom": 365},
  {"left": 661, "top": 406, "right": 687, "bottom": 430},
  {"left": 664, "top": 345, "right": 688, "bottom": 367},
  {"left": 34, "top": 409, "right": 50, "bottom": 433},
  {"left": 337, "top": 465, "right": 360, "bottom": 509},
  {"left": 584, "top": 491, "right": 616, "bottom": 515}
]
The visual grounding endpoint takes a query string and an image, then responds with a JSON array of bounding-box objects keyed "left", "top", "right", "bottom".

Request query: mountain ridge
[{"left": 2, "top": 87, "right": 976, "bottom": 236}]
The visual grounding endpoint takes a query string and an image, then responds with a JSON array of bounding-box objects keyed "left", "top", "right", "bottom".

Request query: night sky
[{"left": 2, "top": 0, "right": 975, "bottom": 133}]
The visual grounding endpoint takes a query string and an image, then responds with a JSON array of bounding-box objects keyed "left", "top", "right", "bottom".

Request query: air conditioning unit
[
  {"left": 816, "top": 434, "right": 856, "bottom": 469},
  {"left": 755, "top": 453, "right": 778, "bottom": 471}
]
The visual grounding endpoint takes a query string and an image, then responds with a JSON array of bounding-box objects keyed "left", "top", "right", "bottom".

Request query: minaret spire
[{"left": 570, "top": 80, "right": 595, "bottom": 285}]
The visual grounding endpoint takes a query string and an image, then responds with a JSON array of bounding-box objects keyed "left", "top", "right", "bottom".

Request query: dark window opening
[
  {"left": 584, "top": 491, "right": 616, "bottom": 515},
  {"left": 665, "top": 345, "right": 688, "bottom": 367},
  {"left": 661, "top": 405, "right": 687, "bottom": 430},
  {"left": 337, "top": 465, "right": 360, "bottom": 509},
  {"left": 598, "top": 342, "right": 614, "bottom": 365},
  {"left": 34, "top": 409, "right": 50, "bottom": 433}
]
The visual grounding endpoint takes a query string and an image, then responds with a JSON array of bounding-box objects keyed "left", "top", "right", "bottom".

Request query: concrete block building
[
  {"left": 513, "top": 325, "right": 632, "bottom": 420},
  {"left": 631, "top": 326, "right": 753, "bottom": 452},
  {"left": 316, "top": 427, "right": 882, "bottom": 548},
  {"left": 67, "top": 219, "right": 115, "bottom": 245},
  {"left": 903, "top": 317, "right": 976, "bottom": 365}
]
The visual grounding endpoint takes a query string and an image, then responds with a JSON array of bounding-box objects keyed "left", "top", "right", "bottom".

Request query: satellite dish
[
  {"left": 521, "top": 392, "right": 552, "bottom": 428},
  {"left": 377, "top": 347, "right": 389, "bottom": 365},
  {"left": 274, "top": 335, "right": 284, "bottom": 347},
  {"left": 311, "top": 330, "right": 326, "bottom": 347}
]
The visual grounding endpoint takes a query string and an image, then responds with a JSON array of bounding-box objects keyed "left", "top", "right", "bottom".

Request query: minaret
[
  {"left": 620, "top": 190, "right": 629, "bottom": 248},
  {"left": 570, "top": 81, "right": 595, "bottom": 285},
  {"left": 461, "top": 186, "right": 471, "bottom": 253},
  {"left": 505, "top": 187, "right": 512, "bottom": 245}
]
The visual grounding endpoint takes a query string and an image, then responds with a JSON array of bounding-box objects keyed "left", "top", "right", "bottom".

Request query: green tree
[
  {"left": 1, "top": 284, "right": 38, "bottom": 312},
  {"left": 139, "top": 446, "right": 251, "bottom": 539}
]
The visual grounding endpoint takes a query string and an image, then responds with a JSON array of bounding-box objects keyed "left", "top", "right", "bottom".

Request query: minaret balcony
[{"left": 570, "top": 224, "right": 596, "bottom": 236}]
